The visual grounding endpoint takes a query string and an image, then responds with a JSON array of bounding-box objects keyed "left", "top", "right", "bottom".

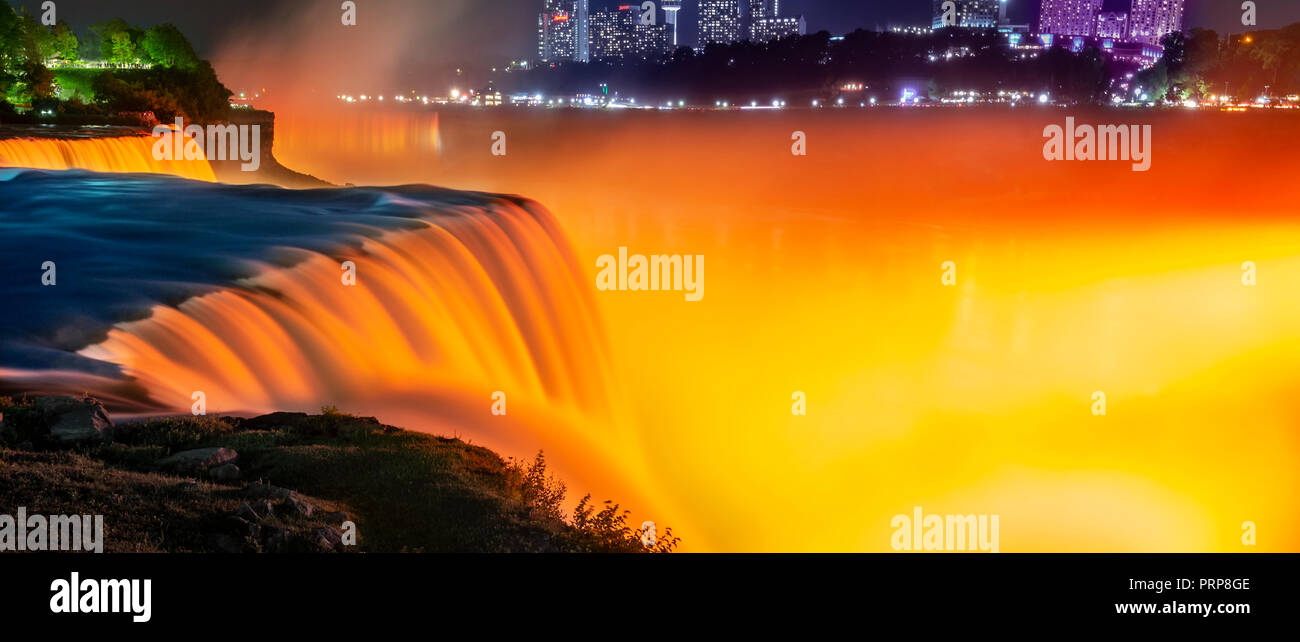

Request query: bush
[{"left": 506, "top": 450, "right": 680, "bottom": 553}]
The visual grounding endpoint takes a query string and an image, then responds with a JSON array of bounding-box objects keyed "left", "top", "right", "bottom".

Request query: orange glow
[
  {"left": 64, "top": 107, "right": 1300, "bottom": 551},
  {"left": 0, "top": 135, "right": 216, "bottom": 181}
]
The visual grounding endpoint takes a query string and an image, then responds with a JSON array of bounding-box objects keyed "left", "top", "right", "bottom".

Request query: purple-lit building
[
  {"left": 1128, "top": 0, "right": 1185, "bottom": 46},
  {"left": 1038, "top": 0, "right": 1103, "bottom": 38},
  {"left": 1095, "top": 11, "right": 1128, "bottom": 40}
]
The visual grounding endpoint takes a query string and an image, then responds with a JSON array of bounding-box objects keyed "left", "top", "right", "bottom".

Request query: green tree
[
  {"left": 141, "top": 23, "right": 199, "bottom": 70},
  {"left": 90, "top": 19, "right": 142, "bottom": 64},
  {"left": 51, "top": 20, "right": 78, "bottom": 62}
]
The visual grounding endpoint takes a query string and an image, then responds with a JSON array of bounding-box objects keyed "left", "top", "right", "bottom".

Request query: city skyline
[{"left": 13, "top": 1, "right": 1299, "bottom": 65}]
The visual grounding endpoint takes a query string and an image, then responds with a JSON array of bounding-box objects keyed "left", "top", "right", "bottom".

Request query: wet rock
[
  {"left": 32, "top": 396, "right": 113, "bottom": 443},
  {"left": 209, "top": 463, "right": 241, "bottom": 482},
  {"left": 157, "top": 447, "right": 238, "bottom": 472}
]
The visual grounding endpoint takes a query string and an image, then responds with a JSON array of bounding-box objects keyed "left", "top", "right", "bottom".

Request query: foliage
[
  {"left": 0, "top": 3, "right": 229, "bottom": 120},
  {"left": 507, "top": 450, "right": 680, "bottom": 553}
]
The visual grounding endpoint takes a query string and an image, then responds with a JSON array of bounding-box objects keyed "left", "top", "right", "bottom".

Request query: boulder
[
  {"left": 280, "top": 496, "right": 313, "bottom": 518},
  {"left": 311, "top": 526, "right": 343, "bottom": 552},
  {"left": 234, "top": 503, "right": 260, "bottom": 522},
  {"left": 245, "top": 482, "right": 293, "bottom": 500},
  {"left": 261, "top": 526, "right": 288, "bottom": 551},
  {"left": 156, "top": 447, "right": 238, "bottom": 472},
  {"left": 226, "top": 516, "right": 260, "bottom": 540},
  {"left": 32, "top": 396, "right": 113, "bottom": 443},
  {"left": 251, "top": 500, "right": 275, "bottom": 519},
  {"left": 209, "top": 463, "right": 241, "bottom": 482}
]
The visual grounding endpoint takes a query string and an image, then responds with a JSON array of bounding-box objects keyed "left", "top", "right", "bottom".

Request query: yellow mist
[{"left": 59, "top": 108, "right": 1300, "bottom": 551}]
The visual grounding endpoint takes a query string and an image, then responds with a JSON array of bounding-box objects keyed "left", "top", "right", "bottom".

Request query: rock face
[
  {"left": 32, "top": 396, "right": 113, "bottom": 443},
  {"left": 156, "top": 447, "right": 238, "bottom": 472}
]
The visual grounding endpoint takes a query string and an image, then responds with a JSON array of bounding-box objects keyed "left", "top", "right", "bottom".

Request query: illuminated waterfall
[{"left": 0, "top": 135, "right": 216, "bottom": 181}]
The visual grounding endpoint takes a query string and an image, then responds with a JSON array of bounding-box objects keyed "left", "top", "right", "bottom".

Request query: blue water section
[{"left": 0, "top": 169, "right": 511, "bottom": 375}]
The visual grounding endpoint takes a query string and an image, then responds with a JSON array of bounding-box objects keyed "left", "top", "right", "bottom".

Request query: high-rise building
[
  {"left": 1095, "top": 11, "right": 1128, "bottom": 40},
  {"left": 1038, "top": 0, "right": 1104, "bottom": 38},
  {"left": 590, "top": 5, "right": 634, "bottom": 60},
  {"left": 931, "top": 0, "right": 1000, "bottom": 29},
  {"left": 749, "top": 0, "right": 779, "bottom": 21},
  {"left": 590, "top": 4, "right": 670, "bottom": 61},
  {"left": 538, "top": 0, "right": 577, "bottom": 63},
  {"left": 575, "top": 0, "right": 589, "bottom": 62},
  {"left": 751, "top": 16, "right": 806, "bottom": 43},
  {"left": 1128, "top": 0, "right": 1184, "bottom": 46},
  {"left": 663, "top": 0, "right": 683, "bottom": 48},
  {"left": 699, "top": 0, "right": 742, "bottom": 47},
  {"left": 748, "top": 0, "right": 802, "bottom": 43}
]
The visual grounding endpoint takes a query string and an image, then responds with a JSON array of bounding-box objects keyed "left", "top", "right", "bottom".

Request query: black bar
[{"left": 1, "top": 553, "right": 1289, "bottom": 628}]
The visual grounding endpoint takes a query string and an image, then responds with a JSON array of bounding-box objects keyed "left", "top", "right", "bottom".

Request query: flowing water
[
  {"left": 0, "top": 135, "right": 216, "bottom": 181},
  {"left": 2, "top": 107, "right": 1299, "bottom": 551}
]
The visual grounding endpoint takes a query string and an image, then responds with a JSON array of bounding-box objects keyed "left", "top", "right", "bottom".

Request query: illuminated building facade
[
  {"left": 590, "top": 4, "right": 670, "bottom": 61},
  {"left": 1095, "top": 11, "right": 1128, "bottom": 40},
  {"left": 699, "top": 0, "right": 742, "bottom": 47},
  {"left": 748, "top": 0, "right": 803, "bottom": 43},
  {"left": 538, "top": 0, "right": 577, "bottom": 62},
  {"left": 931, "top": 0, "right": 1000, "bottom": 29},
  {"left": 751, "top": 16, "right": 806, "bottom": 43},
  {"left": 1128, "top": 0, "right": 1184, "bottom": 46},
  {"left": 1038, "top": 0, "right": 1104, "bottom": 38}
]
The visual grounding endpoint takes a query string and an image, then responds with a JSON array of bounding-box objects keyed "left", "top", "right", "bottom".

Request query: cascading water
[
  {"left": 0, "top": 135, "right": 216, "bottom": 181},
  {"left": 0, "top": 169, "right": 658, "bottom": 523}
]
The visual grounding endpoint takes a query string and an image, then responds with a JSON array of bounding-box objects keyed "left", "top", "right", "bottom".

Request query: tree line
[{"left": 0, "top": 2, "right": 231, "bottom": 122}]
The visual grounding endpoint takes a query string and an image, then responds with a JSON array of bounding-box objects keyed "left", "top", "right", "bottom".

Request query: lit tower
[{"left": 663, "top": 0, "right": 683, "bottom": 48}]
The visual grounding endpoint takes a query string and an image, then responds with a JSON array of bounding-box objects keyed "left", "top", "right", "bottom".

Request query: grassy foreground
[{"left": 0, "top": 398, "right": 677, "bottom": 553}]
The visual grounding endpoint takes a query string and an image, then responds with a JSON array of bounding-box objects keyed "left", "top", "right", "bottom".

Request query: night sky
[{"left": 12, "top": 1, "right": 1300, "bottom": 60}]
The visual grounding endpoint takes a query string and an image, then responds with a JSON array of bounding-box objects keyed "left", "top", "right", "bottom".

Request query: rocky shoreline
[{"left": 0, "top": 396, "right": 678, "bottom": 553}]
